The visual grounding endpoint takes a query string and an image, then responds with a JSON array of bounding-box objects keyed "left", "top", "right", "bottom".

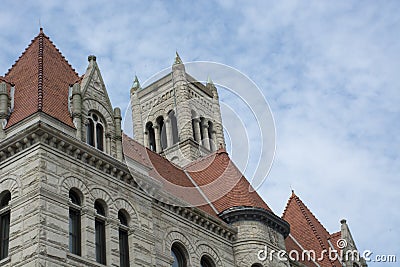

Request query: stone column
[
  {"left": 201, "top": 120, "right": 210, "bottom": 150},
  {"left": 144, "top": 131, "right": 149, "bottom": 148},
  {"left": 71, "top": 83, "right": 82, "bottom": 140},
  {"left": 165, "top": 117, "right": 173, "bottom": 148},
  {"left": 193, "top": 118, "right": 201, "bottom": 143},
  {"left": 114, "top": 107, "right": 123, "bottom": 161},
  {"left": 106, "top": 133, "right": 111, "bottom": 154},
  {"left": 0, "top": 82, "right": 8, "bottom": 139},
  {"left": 153, "top": 125, "right": 162, "bottom": 153},
  {"left": 211, "top": 131, "right": 217, "bottom": 151}
]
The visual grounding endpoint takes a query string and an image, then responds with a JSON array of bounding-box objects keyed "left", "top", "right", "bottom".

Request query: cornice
[
  {"left": 154, "top": 198, "right": 237, "bottom": 242},
  {"left": 219, "top": 206, "right": 290, "bottom": 238},
  {"left": 0, "top": 121, "right": 135, "bottom": 187}
]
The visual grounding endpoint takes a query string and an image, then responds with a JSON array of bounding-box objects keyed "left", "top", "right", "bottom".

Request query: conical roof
[{"left": 4, "top": 28, "right": 79, "bottom": 128}]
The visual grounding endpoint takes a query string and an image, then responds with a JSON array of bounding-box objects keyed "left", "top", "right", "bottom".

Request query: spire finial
[
  {"left": 290, "top": 185, "right": 295, "bottom": 196},
  {"left": 174, "top": 51, "right": 183, "bottom": 65},
  {"left": 131, "top": 75, "right": 141, "bottom": 92}
]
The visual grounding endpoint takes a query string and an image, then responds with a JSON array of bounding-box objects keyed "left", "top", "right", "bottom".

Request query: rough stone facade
[
  {"left": 130, "top": 53, "right": 225, "bottom": 167},
  {"left": 0, "top": 30, "right": 366, "bottom": 267}
]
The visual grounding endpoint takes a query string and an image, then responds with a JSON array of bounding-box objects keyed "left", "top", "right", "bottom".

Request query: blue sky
[{"left": 0, "top": 1, "right": 399, "bottom": 265}]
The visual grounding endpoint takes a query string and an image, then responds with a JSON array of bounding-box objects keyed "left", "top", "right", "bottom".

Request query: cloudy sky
[{"left": 0, "top": 1, "right": 398, "bottom": 265}]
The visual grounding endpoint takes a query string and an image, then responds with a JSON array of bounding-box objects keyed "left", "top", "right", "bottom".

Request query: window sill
[
  {"left": 0, "top": 256, "right": 11, "bottom": 265},
  {"left": 67, "top": 253, "right": 108, "bottom": 267}
]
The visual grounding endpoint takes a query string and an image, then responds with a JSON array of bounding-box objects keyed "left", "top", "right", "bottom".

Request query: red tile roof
[
  {"left": 282, "top": 191, "right": 342, "bottom": 267},
  {"left": 122, "top": 134, "right": 216, "bottom": 214},
  {"left": 122, "top": 134, "right": 272, "bottom": 217},
  {"left": 4, "top": 28, "right": 79, "bottom": 128},
  {"left": 185, "top": 149, "right": 271, "bottom": 213}
]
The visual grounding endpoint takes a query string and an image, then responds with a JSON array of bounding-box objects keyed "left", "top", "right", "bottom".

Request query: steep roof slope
[
  {"left": 4, "top": 28, "right": 79, "bottom": 128},
  {"left": 122, "top": 134, "right": 271, "bottom": 217},
  {"left": 282, "top": 191, "right": 342, "bottom": 267},
  {"left": 184, "top": 150, "right": 271, "bottom": 213},
  {"left": 122, "top": 134, "right": 216, "bottom": 215}
]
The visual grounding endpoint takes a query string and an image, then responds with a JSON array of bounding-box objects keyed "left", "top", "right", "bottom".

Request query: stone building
[{"left": 0, "top": 29, "right": 366, "bottom": 267}]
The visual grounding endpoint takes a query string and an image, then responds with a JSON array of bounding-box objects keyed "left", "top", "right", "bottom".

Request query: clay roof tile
[{"left": 4, "top": 29, "right": 79, "bottom": 128}]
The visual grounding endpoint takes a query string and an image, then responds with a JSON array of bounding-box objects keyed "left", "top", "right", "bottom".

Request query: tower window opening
[
  {"left": 168, "top": 110, "right": 178, "bottom": 145},
  {"left": 208, "top": 121, "right": 214, "bottom": 151},
  {"left": 157, "top": 116, "right": 167, "bottom": 150},
  {"left": 146, "top": 122, "right": 156, "bottom": 152},
  {"left": 87, "top": 112, "right": 105, "bottom": 151}
]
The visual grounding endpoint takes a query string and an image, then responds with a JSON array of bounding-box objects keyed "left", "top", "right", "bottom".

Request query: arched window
[
  {"left": 87, "top": 112, "right": 105, "bottom": 151},
  {"left": 146, "top": 122, "right": 156, "bottom": 152},
  {"left": 118, "top": 210, "right": 129, "bottom": 267},
  {"left": 69, "top": 189, "right": 81, "bottom": 256},
  {"left": 171, "top": 243, "right": 187, "bottom": 267},
  {"left": 0, "top": 191, "right": 11, "bottom": 260},
  {"left": 207, "top": 121, "right": 214, "bottom": 151},
  {"left": 199, "top": 117, "right": 205, "bottom": 142},
  {"left": 191, "top": 110, "right": 198, "bottom": 142},
  {"left": 168, "top": 110, "right": 178, "bottom": 144},
  {"left": 200, "top": 255, "right": 215, "bottom": 267},
  {"left": 157, "top": 116, "right": 167, "bottom": 150},
  {"left": 94, "top": 200, "right": 106, "bottom": 264}
]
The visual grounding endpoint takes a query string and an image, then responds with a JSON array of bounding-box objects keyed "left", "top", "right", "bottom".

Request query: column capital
[{"left": 201, "top": 123, "right": 209, "bottom": 129}]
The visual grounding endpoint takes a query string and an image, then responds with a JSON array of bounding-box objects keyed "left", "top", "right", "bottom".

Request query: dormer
[{"left": 70, "top": 55, "right": 123, "bottom": 160}]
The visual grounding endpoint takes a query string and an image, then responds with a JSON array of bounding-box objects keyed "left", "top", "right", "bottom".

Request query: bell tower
[{"left": 130, "top": 53, "right": 225, "bottom": 166}]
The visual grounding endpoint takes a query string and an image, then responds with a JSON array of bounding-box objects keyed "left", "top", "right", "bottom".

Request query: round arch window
[
  {"left": 87, "top": 112, "right": 105, "bottom": 151},
  {"left": 201, "top": 255, "right": 215, "bottom": 267},
  {"left": 171, "top": 243, "right": 187, "bottom": 267}
]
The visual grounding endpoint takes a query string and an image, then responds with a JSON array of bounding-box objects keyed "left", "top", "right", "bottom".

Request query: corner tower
[{"left": 130, "top": 53, "right": 225, "bottom": 166}]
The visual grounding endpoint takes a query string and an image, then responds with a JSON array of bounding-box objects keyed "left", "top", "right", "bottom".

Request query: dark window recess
[
  {"left": 95, "top": 219, "right": 106, "bottom": 264},
  {"left": 69, "top": 208, "right": 81, "bottom": 256},
  {"left": 171, "top": 244, "right": 186, "bottom": 267},
  {"left": 119, "top": 229, "right": 129, "bottom": 267},
  {"left": 96, "top": 124, "right": 104, "bottom": 151},
  {"left": 0, "top": 211, "right": 10, "bottom": 260},
  {"left": 87, "top": 119, "right": 94, "bottom": 146}
]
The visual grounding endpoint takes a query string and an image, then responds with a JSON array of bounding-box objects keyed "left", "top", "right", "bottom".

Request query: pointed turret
[
  {"left": 4, "top": 28, "right": 79, "bottom": 128},
  {"left": 206, "top": 76, "right": 218, "bottom": 99},
  {"left": 172, "top": 51, "right": 185, "bottom": 72},
  {"left": 130, "top": 74, "right": 144, "bottom": 145},
  {"left": 130, "top": 75, "right": 141, "bottom": 95},
  {"left": 173, "top": 51, "right": 183, "bottom": 65},
  {"left": 282, "top": 191, "right": 341, "bottom": 267}
]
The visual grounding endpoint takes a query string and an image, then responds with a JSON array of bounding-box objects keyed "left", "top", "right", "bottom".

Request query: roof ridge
[
  {"left": 42, "top": 32, "right": 79, "bottom": 77},
  {"left": 281, "top": 191, "right": 295, "bottom": 218},
  {"left": 293, "top": 194, "right": 329, "bottom": 254},
  {"left": 5, "top": 29, "right": 79, "bottom": 78},
  {"left": 5, "top": 36, "right": 37, "bottom": 77},
  {"left": 329, "top": 231, "right": 341, "bottom": 238},
  {"left": 37, "top": 29, "right": 44, "bottom": 110}
]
